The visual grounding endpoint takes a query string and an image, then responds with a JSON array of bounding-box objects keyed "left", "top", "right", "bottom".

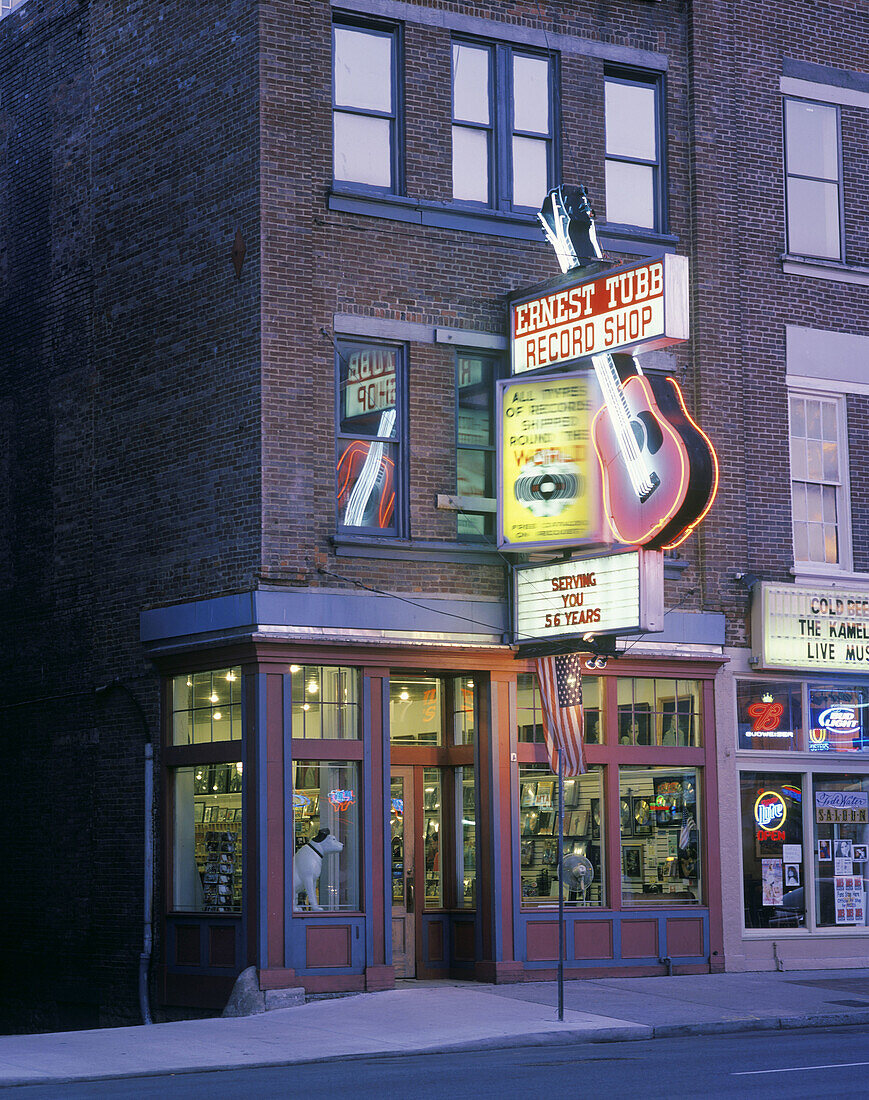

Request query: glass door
[{"left": 390, "top": 768, "right": 415, "bottom": 977}]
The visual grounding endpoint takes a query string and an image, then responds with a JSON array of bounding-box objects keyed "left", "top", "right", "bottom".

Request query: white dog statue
[{"left": 293, "top": 828, "right": 344, "bottom": 911}]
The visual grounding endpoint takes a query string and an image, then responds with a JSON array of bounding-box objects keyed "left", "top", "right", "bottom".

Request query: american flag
[
  {"left": 679, "top": 797, "right": 696, "bottom": 851},
  {"left": 535, "top": 653, "right": 586, "bottom": 776}
]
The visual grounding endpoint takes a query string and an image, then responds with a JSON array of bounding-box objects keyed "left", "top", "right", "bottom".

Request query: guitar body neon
[{"left": 592, "top": 355, "right": 718, "bottom": 549}]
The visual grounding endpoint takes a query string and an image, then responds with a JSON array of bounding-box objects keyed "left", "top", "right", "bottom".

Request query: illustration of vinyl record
[{"left": 514, "top": 456, "right": 582, "bottom": 517}]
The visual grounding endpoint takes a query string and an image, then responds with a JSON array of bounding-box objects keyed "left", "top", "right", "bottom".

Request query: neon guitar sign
[{"left": 535, "top": 185, "right": 718, "bottom": 550}]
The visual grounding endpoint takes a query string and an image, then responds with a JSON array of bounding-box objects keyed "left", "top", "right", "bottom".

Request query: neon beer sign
[{"left": 754, "top": 790, "right": 787, "bottom": 830}]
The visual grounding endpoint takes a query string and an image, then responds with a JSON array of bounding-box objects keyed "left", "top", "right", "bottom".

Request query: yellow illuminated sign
[{"left": 498, "top": 374, "right": 602, "bottom": 551}]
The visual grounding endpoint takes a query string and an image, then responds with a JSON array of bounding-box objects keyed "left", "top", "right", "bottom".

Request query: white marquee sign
[
  {"left": 754, "top": 582, "right": 869, "bottom": 672},
  {"left": 514, "top": 550, "right": 664, "bottom": 645}
]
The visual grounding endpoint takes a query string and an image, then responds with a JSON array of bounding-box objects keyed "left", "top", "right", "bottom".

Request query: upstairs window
[
  {"left": 452, "top": 41, "right": 554, "bottom": 211},
  {"left": 336, "top": 339, "right": 404, "bottom": 535},
  {"left": 333, "top": 21, "right": 399, "bottom": 191},
  {"left": 784, "top": 98, "right": 842, "bottom": 261},
  {"left": 455, "top": 351, "right": 502, "bottom": 540},
  {"left": 605, "top": 72, "right": 663, "bottom": 230},
  {"left": 789, "top": 392, "right": 850, "bottom": 569}
]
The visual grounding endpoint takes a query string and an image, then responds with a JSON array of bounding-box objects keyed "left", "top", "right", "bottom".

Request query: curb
[{"left": 2, "top": 1009, "right": 869, "bottom": 1089}]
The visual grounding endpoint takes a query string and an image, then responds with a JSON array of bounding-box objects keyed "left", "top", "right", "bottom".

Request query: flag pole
[{"left": 557, "top": 744, "right": 564, "bottom": 1022}]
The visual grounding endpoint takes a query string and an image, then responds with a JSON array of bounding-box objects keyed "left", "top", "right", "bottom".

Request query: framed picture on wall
[
  {"left": 521, "top": 782, "right": 538, "bottom": 808},
  {"left": 619, "top": 797, "right": 633, "bottom": 836},
  {"left": 632, "top": 796, "right": 652, "bottom": 837},
  {"left": 536, "top": 780, "right": 554, "bottom": 809},
  {"left": 590, "top": 799, "right": 601, "bottom": 839},
  {"left": 660, "top": 696, "right": 695, "bottom": 746},
  {"left": 622, "top": 844, "right": 644, "bottom": 882},
  {"left": 653, "top": 777, "right": 683, "bottom": 829},
  {"left": 618, "top": 703, "right": 651, "bottom": 745}
]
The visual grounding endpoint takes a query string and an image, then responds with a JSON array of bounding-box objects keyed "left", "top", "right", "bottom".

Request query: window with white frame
[
  {"left": 783, "top": 98, "right": 842, "bottom": 261},
  {"left": 789, "top": 392, "right": 850, "bottom": 569},
  {"left": 451, "top": 40, "right": 554, "bottom": 211},
  {"left": 605, "top": 71, "right": 663, "bottom": 230},
  {"left": 333, "top": 20, "right": 399, "bottom": 191}
]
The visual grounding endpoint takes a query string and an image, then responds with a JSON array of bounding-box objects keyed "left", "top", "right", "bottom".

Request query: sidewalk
[{"left": 3, "top": 968, "right": 869, "bottom": 1088}]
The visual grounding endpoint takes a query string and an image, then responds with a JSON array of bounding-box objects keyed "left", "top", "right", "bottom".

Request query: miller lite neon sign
[{"left": 754, "top": 790, "right": 787, "bottom": 830}]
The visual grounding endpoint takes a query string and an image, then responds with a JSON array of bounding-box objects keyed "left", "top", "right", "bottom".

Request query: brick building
[{"left": 1, "top": 0, "right": 867, "bottom": 1030}]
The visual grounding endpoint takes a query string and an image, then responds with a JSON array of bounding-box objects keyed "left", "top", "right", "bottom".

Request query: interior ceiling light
[
  {"left": 225, "top": 670, "right": 237, "bottom": 682},
  {"left": 210, "top": 693, "right": 219, "bottom": 704},
  {"left": 307, "top": 681, "right": 319, "bottom": 694},
  {"left": 302, "top": 703, "right": 311, "bottom": 711},
  {"left": 399, "top": 690, "right": 409, "bottom": 701},
  {"left": 213, "top": 711, "right": 222, "bottom": 721},
  {"left": 290, "top": 665, "right": 301, "bottom": 673}
]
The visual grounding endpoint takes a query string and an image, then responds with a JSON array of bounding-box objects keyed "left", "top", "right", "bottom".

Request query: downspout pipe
[{"left": 95, "top": 679, "right": 154, "bottom": 1025}]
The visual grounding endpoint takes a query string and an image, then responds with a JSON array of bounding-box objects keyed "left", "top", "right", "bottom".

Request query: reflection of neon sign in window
[
  {"left": 391, "top": 798, "right": 404, "bottom": 816},
  {"left": 328, "top": 788, "right": 356, "bottom": 811},
  {"left": 293, "top": 791, "right": 311, "bottom": 809}
]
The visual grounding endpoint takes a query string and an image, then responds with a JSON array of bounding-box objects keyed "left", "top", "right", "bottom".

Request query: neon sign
[
  {"left": 292, "top": 791, "right": 311, "bottom": 809},
  {"left": 328, "top": 789, "right": 356, "bottom": 811},
  {"left": 754, "top": 790, "right": 787, "bottom": 830}
]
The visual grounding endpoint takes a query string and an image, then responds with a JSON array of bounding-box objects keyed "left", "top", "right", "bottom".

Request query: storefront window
[
  {"left": 390, "top": 676, "right": 442, "bottom": 745},
  {"left": 812, "top": 775, "right": 869, "bottom": 928},
  {"left": 808, "top": 685, "right": 869, "bottom": 753},
  {"left": 290, "top": 665, "right": 360, "bottom": 740},
  {"left": 457, "top": 767, "right": 476, "bottom": 908},
  {"left": 737, "top": 681, "right": 801, "bottom": 751},
  {"left": 518, "top": 764, "right": 605, "bottom": 907},
  {"left": 173, "top": 762, "right": 243, "bottom": 912},
  {"left": 172, "top": 667, "right": 242, "bottom": 745},
  {"left": 619, "top": 767, "right": 701, "bottom": 905},
  {"left": 740, "top": 772, "right": 805, "bottom": 928},
  {"left": 616, "top": 678, "right": 702, "bottom": 746},
  {"left": 292, "top": 761, "right": 360, "bottom": 911},
  {"left": 452, "top": 678, "right": 476, "bottom": 745},
  {"left": 423, "top": 768, "right": 442, "bottom": 907},
  {"left": 517, "top": 673, "right": 601, "bottom": 744}
]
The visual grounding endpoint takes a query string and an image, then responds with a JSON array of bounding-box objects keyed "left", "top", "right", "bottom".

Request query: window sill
[
  {"left": 781, "top": 254, "right": 869, "bottom": 286},
  {"left": 790, "top": 566, "right": 868, "bottom": 584},
  {"left": 331, "top": 533, "right": 503, "bottom": 564},
  {"left": 328, "top": 188, "right": 679, "bottom": 256}
]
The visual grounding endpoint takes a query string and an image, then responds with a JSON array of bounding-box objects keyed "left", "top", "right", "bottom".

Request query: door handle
[{"left": 406, "top": 878, "right": 414, "bottom": 912}]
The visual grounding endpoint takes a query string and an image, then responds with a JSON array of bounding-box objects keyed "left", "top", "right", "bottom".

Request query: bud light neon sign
[{"left": 754, "top": 790, "right": 787, "bottom": 830}]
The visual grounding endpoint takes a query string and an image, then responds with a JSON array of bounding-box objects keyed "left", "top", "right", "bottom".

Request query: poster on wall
[
  {"left": 497, "top": 372, "right": 603, "bottom": 551},
  {"left": 762, "top": 859, "right": 783, "bottom": 906},
  {"left": 834, "top": 876, "right": 865, "bottom": 925},
  {"left": 816, "top": 791, "right": 869, "bottom": 824}
]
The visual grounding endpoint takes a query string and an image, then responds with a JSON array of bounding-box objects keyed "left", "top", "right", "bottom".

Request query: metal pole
[{"left": 557, "top": 746, "right": 564, "bottom": 1021}]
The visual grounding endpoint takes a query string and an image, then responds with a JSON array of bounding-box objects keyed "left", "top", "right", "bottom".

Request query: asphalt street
[{"left": 4, "top": 1025, "right": 869, "bottom": 1099}]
